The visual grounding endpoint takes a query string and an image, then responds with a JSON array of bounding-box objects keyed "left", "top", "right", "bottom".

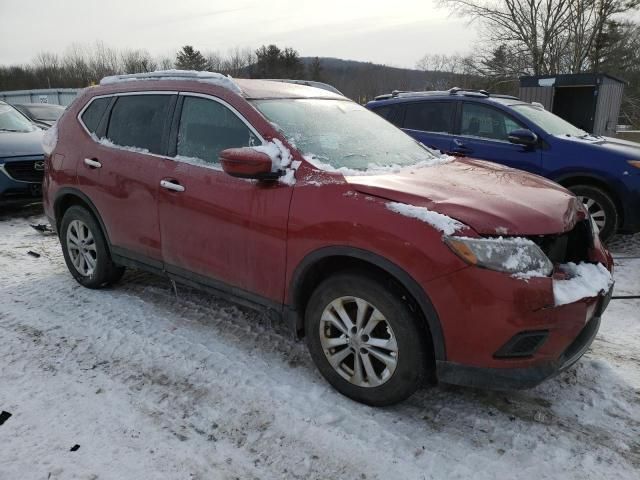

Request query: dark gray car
[{"left": 13, "top": 103, "right": 65, "bottom": 129}]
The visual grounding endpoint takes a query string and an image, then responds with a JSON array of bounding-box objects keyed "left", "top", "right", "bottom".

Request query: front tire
[
  {"left": 60, "top": 205, "right": 125, "bottom": 288},
  {"left": 305, "top": 271, "right": 429, "bottom": 406},
  {"left": 569, "top": 185, "right": 618, "bottom": 242}
]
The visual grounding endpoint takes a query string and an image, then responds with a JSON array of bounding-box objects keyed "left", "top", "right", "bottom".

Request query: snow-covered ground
[{"left": 1, "top": 205, "right": 638, "bottom": 480}]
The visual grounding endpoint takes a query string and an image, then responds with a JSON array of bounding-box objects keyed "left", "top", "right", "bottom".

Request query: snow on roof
[{"left": 99, "top": 70, "right": 243, "bottom": 95}]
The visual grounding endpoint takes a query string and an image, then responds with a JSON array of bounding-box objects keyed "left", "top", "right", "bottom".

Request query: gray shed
[
  {"left": 519, "top": 73, "right": 625, "bottom": 136},
  {"left": 0, "top": 88, "right": 81, "bottom": 107}
]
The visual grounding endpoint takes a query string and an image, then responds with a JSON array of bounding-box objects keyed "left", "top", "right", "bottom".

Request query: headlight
[{"left": 444, "top": 236, "right": 553, "bottom": 277}]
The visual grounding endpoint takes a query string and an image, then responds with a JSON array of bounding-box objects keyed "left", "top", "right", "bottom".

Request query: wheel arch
[
  {"left": 54, "top": 188, "right": 112, "bottom": 252},
  {"left": 288, "top": 246, "right": 446, "bottom": 361},
  {"left": 553, "top": 173, "right": 623, "bottom": 223}
]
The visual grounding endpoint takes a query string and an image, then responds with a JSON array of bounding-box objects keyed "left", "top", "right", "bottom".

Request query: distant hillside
[{"left": 298, "top": 57, "right": 476, "bottom": 102}]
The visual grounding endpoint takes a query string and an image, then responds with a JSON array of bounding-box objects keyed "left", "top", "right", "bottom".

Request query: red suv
[{"left": 43, "top": 71, "right": 614, "bottom": 406}]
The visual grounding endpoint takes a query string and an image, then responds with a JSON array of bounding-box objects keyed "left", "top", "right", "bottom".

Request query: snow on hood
[
  {"left": 553, "top": 262, "right": 613, "bottom": 306},
  {"left": 346, "top": 158, "right": 584, "bottom": 236},
  {"left": 387, "top": 202, "right": 465, "bottom": 235},
  {"left": 100, "top": 70, "right": 243, "bottom": 95}
]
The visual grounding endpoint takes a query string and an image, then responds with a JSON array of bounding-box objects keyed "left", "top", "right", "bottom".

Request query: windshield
[
  {"left": 251, "top": 99, "right": 438, "bottom": 170},
  {"left": 24, "top": 105, "right": 64, "bottom": 121},
  {"left": 512, "top": 104, "right": 587, "bottom": 137},
  {"left": 0, "top": 104, "right": 37, "bottom": 132}
]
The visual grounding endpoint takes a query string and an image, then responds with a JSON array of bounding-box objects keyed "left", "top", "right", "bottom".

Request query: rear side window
[
  {"left": 403, "top": 102, "right": 454, "bottom": 133},
  {"left": 176, "top": 96, "right": 258, "bottom": 165},
  {"left": 81, "top": 97, "right": 110, "bottom": 134},
  {"left": 106, "top": 95, "right": 172, "bottom": 154}
]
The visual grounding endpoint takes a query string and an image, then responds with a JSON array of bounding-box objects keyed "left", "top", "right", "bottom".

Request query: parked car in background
[
  {"left": 366, "top": 88, "right": 640, "bottom": 241},
  {"left": 44, "top": 72, "right": 613, "bottom": 406},
  {"left": 13, "top": 103, "right": 65, "bottom": 129},
  {"left": 0, "top": 100, "right": 45, "bottom": 203}
]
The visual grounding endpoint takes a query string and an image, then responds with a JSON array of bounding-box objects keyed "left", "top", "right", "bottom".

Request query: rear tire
[
  {"left": 60, "top": 206, "right": 125, "bottom": 288},
  {"left": 568, "top": 185, "right": 618, "bottom": 242},
  {"left": 305, "top": 271, "right": 429, "bottom": 406}
]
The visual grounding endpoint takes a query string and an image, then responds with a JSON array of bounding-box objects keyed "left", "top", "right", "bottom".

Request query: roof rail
[
  {"left": 372, "top": 87, "right": 521, "bottom": 101},
  {"left": 449, "top": 87, "right": 489, "bottom": 96},
  {"left": 99, "top": 70, "right": 243, "bottom": 94},
  {"left": 262, "top": 79, "right": 343, "bottom": 95}
]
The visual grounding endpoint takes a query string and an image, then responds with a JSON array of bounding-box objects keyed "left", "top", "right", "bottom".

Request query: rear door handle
[
  {"left": 84, "top": 158, "right": 102, "bottom": 169},
  {"left": 160, "top": 179, "right": 185, "bottom": 192}
]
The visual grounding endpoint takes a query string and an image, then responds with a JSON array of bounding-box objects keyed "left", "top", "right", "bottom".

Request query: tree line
[
  {"left": 3, "top": 1, "right": 640, "bottom": 125},
  {"left": 0, "top": 42, "right": 321, "bottom": 91}
]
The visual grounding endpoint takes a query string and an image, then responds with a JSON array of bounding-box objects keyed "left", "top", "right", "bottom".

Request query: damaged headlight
[{"left": 444, "top": 236, "right": 553, "bottom": 276}]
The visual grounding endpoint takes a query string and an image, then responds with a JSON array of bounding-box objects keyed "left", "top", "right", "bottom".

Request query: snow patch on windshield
[
  {"left": 303, "top": 153, "right": 452, "bottom": 177},
  {"left": 386, "top": 202, "right": 465, "bottom": 235},
  {"left": 251, "top": 138, "right": 297, "bottom": 186},
  {"left": 100, "top": 70, "right": 243, "bottom": 95},
  {"left": 553, "top": 262, "right": 613, "bottom": 306}
]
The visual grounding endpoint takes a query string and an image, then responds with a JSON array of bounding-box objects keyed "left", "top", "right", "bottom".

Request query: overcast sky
[{"left": 0, "top": 0, "right": 476, "bottom": 69}]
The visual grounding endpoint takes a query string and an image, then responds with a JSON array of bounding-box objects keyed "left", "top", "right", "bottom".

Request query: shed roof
[{"left": 519, "top": 73, "right": 626, "bottom": 88}]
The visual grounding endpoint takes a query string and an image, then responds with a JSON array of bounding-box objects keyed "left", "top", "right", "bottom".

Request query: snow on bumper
[{"left": 425, "top": 261, "right": 615, "bottom": 388}]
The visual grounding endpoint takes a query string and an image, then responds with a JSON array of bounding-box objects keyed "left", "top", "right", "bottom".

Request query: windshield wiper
[{"left": 0, "top": 128, "right": 22, "bottom": 132}]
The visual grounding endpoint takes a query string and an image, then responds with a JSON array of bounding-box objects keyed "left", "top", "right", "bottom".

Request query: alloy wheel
[
  {"left": 578, "top": 195, "right": 607, "bottom": 231},
  {"left": 319, "top": 296, "right": 398, "bottom": 388},
  {"left": 66, "top": 219, "right": 97, "bottom": 276}
]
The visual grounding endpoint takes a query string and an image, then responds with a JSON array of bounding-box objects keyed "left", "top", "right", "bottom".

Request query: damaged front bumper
[{"left": 435, "top": 283, "right": 614, "bottom": 390}]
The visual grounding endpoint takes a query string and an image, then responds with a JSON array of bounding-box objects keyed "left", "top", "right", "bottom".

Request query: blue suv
[{"left": 366, "top": 89, "right": 640, "bottom": 241}]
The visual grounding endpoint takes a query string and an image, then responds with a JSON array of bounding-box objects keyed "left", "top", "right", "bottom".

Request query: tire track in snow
[{"left": 1, "top": 216, "right": 639, "bottom": 478}]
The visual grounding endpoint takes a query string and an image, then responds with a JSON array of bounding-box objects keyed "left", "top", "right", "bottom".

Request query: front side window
[
  {"left": 176, "top": 96, "right": 258, "bottom": 165},
  {"left": 460, "top": 103, "right": 524, "bottom": 141},
  {"left": 403, "top": 102, "right": 454, "bottom": 133},
  {"left": 107, "top": 95, "right": 172, "bottom": 154},
  {"left": 81, "top": 97, "right": 111, "bottom": 134}
]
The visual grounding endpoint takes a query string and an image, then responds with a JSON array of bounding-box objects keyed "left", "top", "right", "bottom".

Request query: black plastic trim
[{"left": 53, "top": 187, "right": 113, "bottom": 250}]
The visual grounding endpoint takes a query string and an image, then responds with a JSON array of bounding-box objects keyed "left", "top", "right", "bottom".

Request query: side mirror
[
  {"left": 508, "top": 129, "right": 538, "bottom": 147},
  {"left": 219, "top": 147, "right": 280, "bottom": 180}
]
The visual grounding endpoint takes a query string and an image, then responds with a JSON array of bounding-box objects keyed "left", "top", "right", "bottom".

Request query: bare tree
[
  {"left": 440, "top": 0, "right": 639, "bottom": 75},
  {"left": 121, "top": 49, "right": 157, "bottom": 73}
]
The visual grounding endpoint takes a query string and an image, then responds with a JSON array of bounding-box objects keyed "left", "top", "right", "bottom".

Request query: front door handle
[
  {"left": 450, "top": 139, "right": 472, "bottom": 156},
  {"left": 160, "top": 179, "right": 185, "bottom": 192},
  {"left": 84, "top": 158, "right": 102, "bottom": 169}
]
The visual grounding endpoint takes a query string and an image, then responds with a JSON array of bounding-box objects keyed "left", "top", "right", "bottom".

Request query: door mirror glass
[
  {"left": 508, "top": 128, "right": 538, "bottom": 146},
  {"left": 219, "top": 147, "right": 280, "bottom": 180}
]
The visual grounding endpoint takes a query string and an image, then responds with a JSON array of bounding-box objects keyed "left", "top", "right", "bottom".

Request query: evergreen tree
[{"left": 175, "top": 45, "right": 210, "bottom": 71}]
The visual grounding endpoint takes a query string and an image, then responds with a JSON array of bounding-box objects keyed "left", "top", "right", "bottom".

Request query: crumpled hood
[
  {"left": 0, "top": 130, "right": 44, "bottom": 159},
  {"left": 346, "top": 159, "right": 584, "bottom": 235}
]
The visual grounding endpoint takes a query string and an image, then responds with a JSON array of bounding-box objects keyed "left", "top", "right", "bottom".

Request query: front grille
[
  {"left": 494, "top": 330, "right": 549, "bottom": 358},
  {"left": 528, "top": 219, "right": 593, "bottom": 264},
  {"left": 4, "top": 160, "right": 45, "bottom": 183}
]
